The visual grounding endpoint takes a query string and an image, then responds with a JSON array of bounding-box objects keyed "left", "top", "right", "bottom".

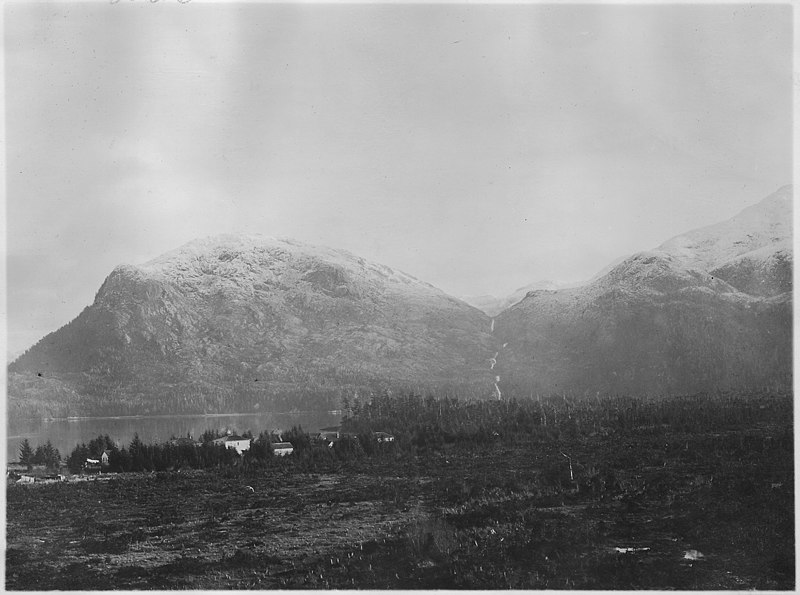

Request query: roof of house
[
  {"left": 271, "top": 442, "right": 294, "bottom": 449},
  {"left": 213, "top": 436, "right": 251, "bottom": 443}
]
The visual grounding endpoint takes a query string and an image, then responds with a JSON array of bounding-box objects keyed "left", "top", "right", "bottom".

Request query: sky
[{"left": 4, "top": 2, "right": 794, "bottom": 358}]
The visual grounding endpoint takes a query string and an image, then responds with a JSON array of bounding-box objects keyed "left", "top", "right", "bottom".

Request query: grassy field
[{"left": 6, "top": 398, "right": 794, "bottom": 589}]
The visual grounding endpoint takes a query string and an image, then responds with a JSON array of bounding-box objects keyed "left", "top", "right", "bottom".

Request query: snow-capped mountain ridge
[
  {"left": 7, "top": 186, "right": 792, "bottom": 417},
  {"left": 656, "top": 185, "right": 791, "bottom": 272},
  {"left": 10, "top": 234, "right": 496, "bottom": 419},
  {"left": 131, "top": 234, "right": 440, "bottom": 296},
  {"left": 494, "top": 185, "right": 792, "bottom": 397},
  {"left": 476, "top": 185, "right": 792, "bottom": 316}
]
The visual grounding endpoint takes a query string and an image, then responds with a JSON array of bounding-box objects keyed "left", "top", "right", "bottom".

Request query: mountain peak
[
  {"left": 493, "top": 186, "right": 792, "bottom": 396},
  {"left": 10, "top": 234, "right": 496, "bottom": 419},
  {"left": 656, "top": 185, "right": 791, "bottom": 272},
  {"left": 139, "top": 234, "right": 356, "bottom": 275},
  {"left": 595, "top": 250, "right": 737, "bottom": 296},
  {"left": 116, "top": 234, "right": 441, "bottom": 302}
]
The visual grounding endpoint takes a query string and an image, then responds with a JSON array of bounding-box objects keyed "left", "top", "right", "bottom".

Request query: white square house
[{"left": 213, "top": 436, "right": 252, "bottom": 455}]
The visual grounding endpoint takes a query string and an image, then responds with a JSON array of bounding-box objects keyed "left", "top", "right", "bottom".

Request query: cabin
[
  {"left": 271, "top": 442, "right": 294, "bottom": 456},
  {"left": 39, "top": 474, "right": 65, "bottom": 482},
  {"left": 374, "top": 432, "right": 395, "bottom": 443},
  {"left": 100, "top": 450, "right": 113, "bottom": 467},
  {"left": 212, "top": 436, "right": 252, "bottom": 455},
  {"left": 84, "top": 459, "right": 102, "bottom": 474}
]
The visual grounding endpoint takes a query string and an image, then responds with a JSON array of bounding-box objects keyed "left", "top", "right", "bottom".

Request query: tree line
[
  {"left": 17, "top": 439, "right": 62, "bottom": 470},
  {"left": 14, "top": 424, "right": 396, "bottom": 476},
  {"left": 340, "top": 389, "right": 792, "bottom": 450},
  {"left": 14, "top": 388, "right": 789, "bottom": 475}
]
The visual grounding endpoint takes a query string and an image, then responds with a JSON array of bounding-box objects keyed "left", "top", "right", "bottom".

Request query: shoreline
[{"left": 13, "top": 410, "right": 344, "bottom": 423}]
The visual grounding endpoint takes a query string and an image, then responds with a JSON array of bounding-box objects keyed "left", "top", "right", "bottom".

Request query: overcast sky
[{"left": 4, "top": 2, "right": 793, "bottom": 357}]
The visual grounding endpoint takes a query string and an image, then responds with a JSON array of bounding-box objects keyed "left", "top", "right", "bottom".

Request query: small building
[
  {"left": 212, "top": 436, "right": 251, "bottom": 455},
  {"left": 16, "top": 475, "right": 34, "bottom": 484},
  {"left": 84, "top": 459, "right": 102, "bottom": 474},
  {"left": 271, "top": 442, "right": 294, "bottom": 456},
  {"left": 375, "top": 432, "right": 395, "bottom": 443},
  {"left": 39, "top": 474, "right": 65, "bottom": 482},
  {"left": 100, "top": 450, "right": 112, "bottom": 467}
]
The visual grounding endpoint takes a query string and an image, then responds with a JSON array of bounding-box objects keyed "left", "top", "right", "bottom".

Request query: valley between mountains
[{"left": 8, "top": 186, "right": 792, "bottom": 419}]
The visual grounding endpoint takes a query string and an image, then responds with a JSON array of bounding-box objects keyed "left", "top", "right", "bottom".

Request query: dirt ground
[{"left": 6, "top": 423, "right": 794, "bottom": 590}]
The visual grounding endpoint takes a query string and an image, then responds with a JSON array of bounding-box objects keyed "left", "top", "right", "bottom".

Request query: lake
[{"left": 6, "top": 411, "right": 342, "bottom": 461}]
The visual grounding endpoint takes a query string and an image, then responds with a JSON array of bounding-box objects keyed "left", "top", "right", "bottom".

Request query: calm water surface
[{"left": 7, "top": 411, "right": 342, "bottom": 460}]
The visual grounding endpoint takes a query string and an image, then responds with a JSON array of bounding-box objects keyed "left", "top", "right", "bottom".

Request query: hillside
[
  {"left": 462, "top": 280, "right": 567, "bottom": 317},
  {"left": 9, "top": 235, "right": 496, "bottom": 418},
  {"left": 493, "top": 186, "right": 793, "bottom": 397},
  {"left": 657, "top": 185, "right": 791, "bottom": 273},
  {"left": 658, "top": 185, "right": 792, "bottom": 297}
]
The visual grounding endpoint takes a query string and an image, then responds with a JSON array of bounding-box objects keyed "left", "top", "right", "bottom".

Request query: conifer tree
[{"left": 18, "top": 439, "right": 33, "bottom": 469}]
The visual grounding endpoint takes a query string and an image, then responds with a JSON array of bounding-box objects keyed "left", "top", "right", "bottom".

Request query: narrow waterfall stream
[{"left": 490, "top": 318, "right": 502, "bottom": 400}]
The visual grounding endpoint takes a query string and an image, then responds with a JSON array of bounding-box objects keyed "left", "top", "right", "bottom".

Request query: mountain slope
[
  {"left": 8, "top": 187, "right": 792, "bottom": 417},
  {"left": 9, "top": 235, "right": 496, "bottom": 418},
  {"left": 494, "top": 187, "right": 792, "bottom": 397},
  {"left": 657, "top": 185, "right": 792, "bottom": 297},
  {"left": 462, "top": 280, "right": 580, "bottom": 317},
  {"left": 657, "top": 185, "right": 791, "bottom": 272}
]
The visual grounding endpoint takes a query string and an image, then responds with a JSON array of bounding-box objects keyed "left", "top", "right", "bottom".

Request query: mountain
[
  {"left": 8, "top": 187, "right": 792, "bottom": 417},
  {"left": 462, "top": 280, "right": 577, "bottom": 317},
  {"left": 458, "top": 294, "right": 507, "bottom": 318},
  {"left": 9, "top": 235, "right": 496, "bottom": 419},
  {"left": 658, "top": 185, "right": 792, "bottom": 297},
  {"left": 657, "top": 186, "right": 791, "bottom": 271},
  {"left": 493, "top": 186, "right": 792, "bottom": 397}
]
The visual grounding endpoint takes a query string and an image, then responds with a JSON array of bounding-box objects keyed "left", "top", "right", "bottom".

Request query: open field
[{"left": 7, "top": 395, "right": 794, "bottom": 590}]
